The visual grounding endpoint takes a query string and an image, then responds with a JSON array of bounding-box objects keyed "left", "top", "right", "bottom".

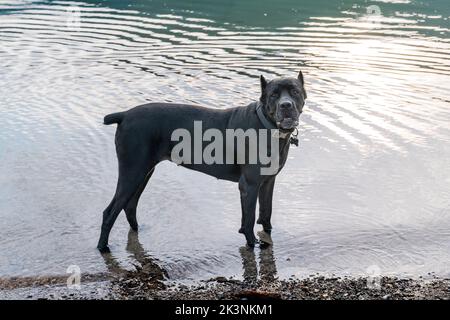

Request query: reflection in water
[
  {"left": 240, "top": 245, "right": 277, "bottom": 283},
  {"left": 103, "top": 230, "right": 277, "bottom": 284},
  {"left": 101, "top": 230, "right": 167, "bottom": 280}
]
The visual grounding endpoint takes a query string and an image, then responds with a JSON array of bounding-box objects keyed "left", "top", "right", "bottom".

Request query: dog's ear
[
  {"left": 260, "top": 75, "right": 267, "bottom": 92},
  {"left": 298, "top": 70, "right": 304, "bottom": 85},
  {"left": 259, "top": 75, "right": 268, "bottom": 102},
  {"left": 298, "top": 70, "right": 307, "bottom": 99}
]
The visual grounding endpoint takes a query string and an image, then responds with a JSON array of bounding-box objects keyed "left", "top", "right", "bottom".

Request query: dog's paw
[
  {"left": 246, "top": 234, "right": 257, "bottom": 247},
  {"left": 97, "top": 245, "right": 111, "bottom": 254},
  {"left": 256, "top": 219, "right": 272, "bottom": 233},
  {"left": 246, "top": 241, "right": 256, "bottom": 248},
  {"left": 257, "top": 230, "right": 273, "bottom": 246},
  {"left": 239, "top": 228, "right": 257, "bottom": 247}
]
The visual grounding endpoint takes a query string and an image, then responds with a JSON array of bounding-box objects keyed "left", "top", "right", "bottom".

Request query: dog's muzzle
[
  {"left": 276, "top": 97, "right": 300, "bottom": 130},
  {"left": 276, "top": 118, "right": 299, "bottom": 130}
]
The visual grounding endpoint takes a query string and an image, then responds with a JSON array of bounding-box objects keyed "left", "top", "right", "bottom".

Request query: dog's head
[{"left": 259, "top": 71, "right": 307, "bottom": 131}]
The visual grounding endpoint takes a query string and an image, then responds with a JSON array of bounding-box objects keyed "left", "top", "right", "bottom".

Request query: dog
[{"left": 97, "top": 71, "right": 307, "bottom": 253}]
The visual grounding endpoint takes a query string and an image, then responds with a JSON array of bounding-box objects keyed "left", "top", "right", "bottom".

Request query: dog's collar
[{"left": 256, "top": 102, "right": 290, "bottom": 139}]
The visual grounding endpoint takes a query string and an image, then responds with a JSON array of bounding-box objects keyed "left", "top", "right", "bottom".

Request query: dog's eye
[
  {"left": 270, "top": 92, "right": 279, "bottom": 98},
  {"left": 291, "top": 89, "right": 300, "bottom": 95}
]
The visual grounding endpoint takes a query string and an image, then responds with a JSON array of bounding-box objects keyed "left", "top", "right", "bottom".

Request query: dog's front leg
[
  {"left": 238, "top": 174, "right": 260, "bottom": 247},
  {"left": 257, "top": 176, "right": 275, "bottom": 234}
]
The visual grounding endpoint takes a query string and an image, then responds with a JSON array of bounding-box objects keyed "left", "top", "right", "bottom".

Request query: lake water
[{"left": 1, "top": 0, "right": 449, "bottom": 282}]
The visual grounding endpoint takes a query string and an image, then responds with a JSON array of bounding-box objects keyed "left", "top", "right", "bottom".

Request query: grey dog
[{"left": 97, "top": 71, "right": 307, "bottom": 253}]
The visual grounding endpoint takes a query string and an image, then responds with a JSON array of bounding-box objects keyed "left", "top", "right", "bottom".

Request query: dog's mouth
[{"left": 276, "top": 118, "right": 299, "bottom": 131}]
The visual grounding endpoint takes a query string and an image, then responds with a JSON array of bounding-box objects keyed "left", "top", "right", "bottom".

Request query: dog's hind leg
[
  {"left": 97, "top": 154, "right": 153, "bottom": 253},
  {"left": 124, "top": 167, "right": 155, "bottom": 231}
]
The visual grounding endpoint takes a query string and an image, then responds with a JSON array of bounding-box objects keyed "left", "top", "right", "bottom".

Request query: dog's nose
[{"left": 280, "top": 101, "right": 293, "bottom": 109}]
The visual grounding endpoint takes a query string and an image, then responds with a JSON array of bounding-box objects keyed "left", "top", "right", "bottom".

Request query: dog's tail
[{"left": 104, "top": 112, "right": 125, "bottom": 125}]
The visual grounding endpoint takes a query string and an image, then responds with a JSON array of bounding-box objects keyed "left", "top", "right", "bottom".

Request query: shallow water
[{"left": 1, "top": 0, "right": 450, "bottom": 282}]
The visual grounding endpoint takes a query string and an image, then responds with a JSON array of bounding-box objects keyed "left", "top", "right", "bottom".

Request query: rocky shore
[
  {"left": 108, "top": 273, "right": 450, "bottom": 300},
  {"left": 1, "top": 269, "right": 449, "bottom": 300}
]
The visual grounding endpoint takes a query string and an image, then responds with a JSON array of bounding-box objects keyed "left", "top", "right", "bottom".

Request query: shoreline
[{"left": 1, "top": 271, "right": 449, "bottom": 300}]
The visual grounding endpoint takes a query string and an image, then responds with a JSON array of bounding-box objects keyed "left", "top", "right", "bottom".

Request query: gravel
[
  {"left": 2, "top": 275, "right": 449, "bottom": 300},
  {"left": 1, "top": 264, "right": 449, "bottom": 300}
]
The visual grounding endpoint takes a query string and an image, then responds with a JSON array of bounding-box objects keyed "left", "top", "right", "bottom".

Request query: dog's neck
[{"left": 255, "top": 101, "right": 291, "bottom": 139}]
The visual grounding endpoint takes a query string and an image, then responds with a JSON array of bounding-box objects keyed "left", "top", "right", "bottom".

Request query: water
[{"left": 1, "top": 0, "right": 450, "bottom": 282}]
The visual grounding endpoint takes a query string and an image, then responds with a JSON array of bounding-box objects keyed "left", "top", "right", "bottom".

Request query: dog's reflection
[
  {"left": 100, "top": 229, "right": 167, "bottom": 280},
  {"left": 101, "top": 230, "right": 277, "bottom": 282},
  {"left": 239, "top": 244, "right": 277, "bottom": 283}
]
